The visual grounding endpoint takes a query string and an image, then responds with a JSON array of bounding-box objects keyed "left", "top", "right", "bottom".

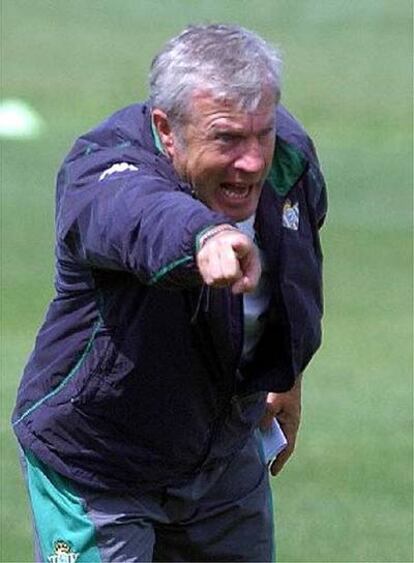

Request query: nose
[{"left": 233, "top": 138, "right": 266, "bottom": 175}]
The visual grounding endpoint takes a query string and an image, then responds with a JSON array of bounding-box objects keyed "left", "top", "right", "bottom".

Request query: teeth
[{"left": 221, "top": 184, "right": 250, "bottom": 200}]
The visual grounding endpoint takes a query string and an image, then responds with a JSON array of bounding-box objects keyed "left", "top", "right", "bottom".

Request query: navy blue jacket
[{"left": 12, "top": 103, "right": 327, "bottom": 491}]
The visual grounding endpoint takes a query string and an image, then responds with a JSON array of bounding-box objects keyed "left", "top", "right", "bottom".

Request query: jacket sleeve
[
  {"left": 289, "top": 138, "right": 327, "bottom": 375},
  {"left": 306, "top": 137, "right": 328, "bottom": 230},
  {"left": 56, "top": 146, "right": 230, "bottom": 289}
]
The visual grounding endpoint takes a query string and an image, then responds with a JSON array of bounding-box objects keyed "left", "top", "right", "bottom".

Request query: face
[{"left": 154, "top": 91, "right": 276, "bottom": 222}]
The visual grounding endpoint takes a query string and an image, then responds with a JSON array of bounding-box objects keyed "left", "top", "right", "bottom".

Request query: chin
[
  {"left": 230, "top": 205, "right": 258, "bottom": 222},
  {"left": 210, "top": 199, "right": 258, "bottom": 223},
  {"left": 238, "top": 213, "right": 253, "bottom": 222}
]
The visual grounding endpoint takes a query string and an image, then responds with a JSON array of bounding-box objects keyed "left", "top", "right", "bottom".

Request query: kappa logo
[
  {"left": 47, "top": 539, "right": 79, "bottom": 563},
  {"left": 282, "top": 199, "right": 299, "bottom": 231},
  {"left": 99, "top": 162, "right": 139, "bottom": 181}
]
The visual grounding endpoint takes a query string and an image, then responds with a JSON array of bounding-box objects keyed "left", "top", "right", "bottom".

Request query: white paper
[{"left": 261, "top": 418, "right": 288, "bottom": 465}]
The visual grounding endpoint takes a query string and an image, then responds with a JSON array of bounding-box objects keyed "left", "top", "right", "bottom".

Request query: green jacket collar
[
  {"left": 266, "top": 136, "right": 308, "bottom": 196},
  {"left": 150, "top": 115, "right": 165, "bottom": 154}
]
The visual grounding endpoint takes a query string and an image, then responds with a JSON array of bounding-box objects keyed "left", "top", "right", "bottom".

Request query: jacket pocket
[{"left": 45, "top": 326, "right": 126, "bottom": 406}]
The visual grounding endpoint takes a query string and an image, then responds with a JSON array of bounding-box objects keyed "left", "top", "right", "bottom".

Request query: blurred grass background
[{"left": 1, "top": 1, "right": 412, "bottom": 561}]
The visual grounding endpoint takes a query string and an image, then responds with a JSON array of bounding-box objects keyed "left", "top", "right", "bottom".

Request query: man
[{"left": 13, "top": 24, "right": 327, "bottom": 562}]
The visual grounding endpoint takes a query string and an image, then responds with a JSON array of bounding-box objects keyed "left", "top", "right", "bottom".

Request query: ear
[{"left": 152, "top": 108, "right": 176, "bottom": 158}]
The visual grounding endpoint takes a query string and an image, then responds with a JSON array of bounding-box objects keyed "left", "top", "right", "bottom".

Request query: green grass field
[{"left": 1, "top": 1, "right": 412, "bottom": 561}]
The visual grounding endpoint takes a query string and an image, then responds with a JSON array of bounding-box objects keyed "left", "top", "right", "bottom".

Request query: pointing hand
[{"left": 196, "top": 225, "right": 261, "bottom": 294}]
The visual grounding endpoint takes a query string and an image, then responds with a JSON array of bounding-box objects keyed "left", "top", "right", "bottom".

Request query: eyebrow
[{"left": 210, "top": 123, "right": 275, "bottom": 137}]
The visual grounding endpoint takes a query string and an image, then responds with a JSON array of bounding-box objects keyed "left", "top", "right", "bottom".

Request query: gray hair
[{"left": 149, "top": 24, "right": 282, "bottom": 127}]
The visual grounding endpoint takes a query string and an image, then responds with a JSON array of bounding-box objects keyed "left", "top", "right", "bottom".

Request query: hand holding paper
[{"left": 260, "top": 378, "right": 302, "bottom": 476}]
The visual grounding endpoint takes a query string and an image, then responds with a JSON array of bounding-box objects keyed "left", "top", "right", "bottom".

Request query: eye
[
  {"left": 214, "top": 132, "right": 241, "bottom": 145},
  {"left": 258, "top": 127, "right": 274, "bottom": 139}
]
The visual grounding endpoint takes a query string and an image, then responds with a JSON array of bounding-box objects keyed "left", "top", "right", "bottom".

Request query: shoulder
[
  {"left": 276, "top": 104, "right": 318, "bottom": 163},
  {"left": 64, "top": 102, "right": 154, "bottom": 162},
  {"left": 268, "top": 105, "right": 327, "bottom": 225},
  {"left": 57, "top": 102, "right": 179, "bottom": 188}
]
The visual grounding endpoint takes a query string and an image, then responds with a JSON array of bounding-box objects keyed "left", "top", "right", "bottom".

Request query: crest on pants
[{"left": 47, "top": 539, "right": 79, "bottom": 563}]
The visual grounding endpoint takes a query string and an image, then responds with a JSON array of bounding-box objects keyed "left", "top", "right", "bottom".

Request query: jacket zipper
[
  {"left": 195, "top": 290, "right": 244, "bottom": 472},
  {"left": 190, "top": 284, "right": 209, "bottom": 325}
]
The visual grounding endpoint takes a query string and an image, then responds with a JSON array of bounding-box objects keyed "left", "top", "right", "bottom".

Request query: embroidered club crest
[
  {"left": 282, "top": 199, "right": 299, "bottom": 231},
  {"left": 47, "top": 539, "right": 79, "bottom": 563}
]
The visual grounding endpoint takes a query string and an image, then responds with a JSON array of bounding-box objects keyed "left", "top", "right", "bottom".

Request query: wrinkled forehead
[
  {"left": 185, "top": 88, "right": 277, "bottom": 129},
  {"left": 194, "top": 85, "right": 276, "bottom": 105}
]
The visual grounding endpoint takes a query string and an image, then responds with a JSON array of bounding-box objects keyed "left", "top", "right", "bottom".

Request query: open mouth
[{"left": 220, "top": 183, "right": 251, "bottom": 200}]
